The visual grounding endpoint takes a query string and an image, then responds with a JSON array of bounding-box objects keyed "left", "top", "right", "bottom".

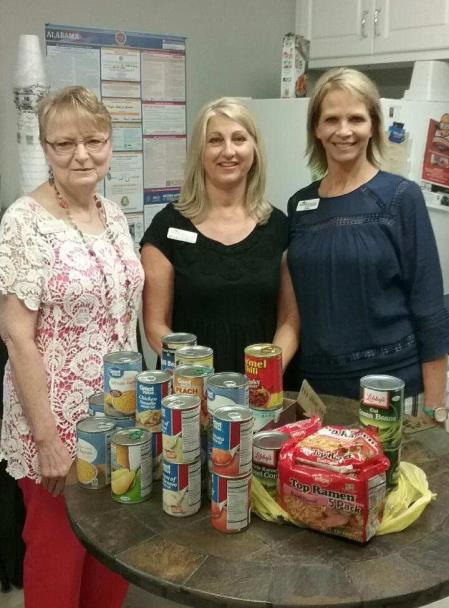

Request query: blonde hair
[
  {"left": 38, "top": 86, "right": 112, "bottom": 145},
  {"left": 176, "top": 97, "right": 272, "bottom": 224},
  {"left": 307, "top": 68, "right": 386, "bottom": 174}
]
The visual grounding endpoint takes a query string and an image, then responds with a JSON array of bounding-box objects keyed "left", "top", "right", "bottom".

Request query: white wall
[{"left": 0, "top": 0, "right": 296, "bottom": 208}]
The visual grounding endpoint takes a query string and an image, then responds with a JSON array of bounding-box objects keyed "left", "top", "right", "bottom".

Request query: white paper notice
[
  {"left": 112, "top": 124, "right": 143, "bottom": 151},
  {"left": 105, "top": 152, "right": 143, "bottom": 213},
  {"left": 126, "top": 212, "right": 144, "bottom": 250},
  {"left": 142, "top": 102, "right": 186, "bottom": 136},
  {"left": 144, "top": 203, "right": 165, "bottom": 230},
  {"left": 103, "top": 98, "right": 142, "bottom": 123},
  {"left": 47, "top": 46, "right": 100, "bottom": 96},
  {"left": 102, "top": 80, "right": 141, "bottom": 98},
  {"left": 101, "top": 48, "right": 140, "bottom": 81},
  {"left": 141, "top": 50, "right": 185, "bottom": 101},
  {"left": 143, "top": 136, "right": 186, "bottom": 189}
]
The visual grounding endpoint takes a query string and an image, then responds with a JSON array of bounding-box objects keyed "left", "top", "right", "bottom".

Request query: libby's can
[
  {"left": 111, "top": 428, "right": 152, "bottom": 503},
  {"left": 244, "top": 344, "right": 283, "bottom": 409},
  {"left": 211, "top": 472, "right": 251, "bottom": 533},
  {"left": 161, "top": 394, "right": 201, "bottom": 463},
  {"left": 359, "top": 374, "right": 405, "bottom": 487},
  {"left": 161, "top": 332, "right": 197, "bottom": 373},
  {"left": 76, "top": 417, "right": 116, "bottom": 489},
  {"left": 252, "top": 431, "right": 290, "bottom": 496},
  {"left": 136, "top": 370, "right": 172, "bottom": 432},
  {"left": 103, "top": 351, "right": 142, "bottom": 417},
  {"left": 162, "top": 459, "right": 201, "bottom": 517},
  {"left": 207, "top": 372, "right": 249, "bottom": 421},
  {"left": 173, "top": 364, "right": 214, "bottom": 430},
  {"left": 212, "top": 405, "right": 253, "bottom": 477},
  {"left": 175, "top": 345, "right": 214, "bottom": 368},
  {"left": 88, "top": 391, "right": 105, "bottom": 416}
]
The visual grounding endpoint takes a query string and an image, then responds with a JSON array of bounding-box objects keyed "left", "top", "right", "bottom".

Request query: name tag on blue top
[{"left": 296, "top": 198, "right": 319, "bottom": 212}]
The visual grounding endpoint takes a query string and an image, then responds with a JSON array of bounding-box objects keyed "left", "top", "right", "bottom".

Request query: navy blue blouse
[{"left": 287, "top": 171, "right": 449, "bottom": 398}]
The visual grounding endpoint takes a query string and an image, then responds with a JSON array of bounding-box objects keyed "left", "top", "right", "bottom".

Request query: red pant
[{"left": 18, "top": 478, "right": 128, "bottom": 608}]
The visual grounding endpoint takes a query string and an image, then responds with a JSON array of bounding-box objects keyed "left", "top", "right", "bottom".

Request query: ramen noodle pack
[{"left": 278, "top": 426, "right": 389, "bottom": 543}]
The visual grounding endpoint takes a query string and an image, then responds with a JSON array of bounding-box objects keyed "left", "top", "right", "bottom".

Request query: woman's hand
[{"left": 36, "top": 432, "right": 73, "bottom": 496}]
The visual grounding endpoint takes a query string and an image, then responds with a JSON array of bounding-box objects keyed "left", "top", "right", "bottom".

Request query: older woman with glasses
[{"left": 0, "top": 86, "right": 143, "bottom": 607}]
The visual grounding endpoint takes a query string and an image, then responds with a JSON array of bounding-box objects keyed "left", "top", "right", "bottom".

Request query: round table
[{"left": 65, "top": 395, "right": 449, "bottom": 608}]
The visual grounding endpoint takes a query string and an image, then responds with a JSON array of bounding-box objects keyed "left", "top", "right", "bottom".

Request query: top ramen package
[{"left": 278, "top": 426, "right": 390, "bottom": 543}]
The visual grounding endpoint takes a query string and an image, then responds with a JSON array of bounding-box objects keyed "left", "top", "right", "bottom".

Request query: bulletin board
[{"left": 45, "top": 23, "right": 187, "bottom": 246}]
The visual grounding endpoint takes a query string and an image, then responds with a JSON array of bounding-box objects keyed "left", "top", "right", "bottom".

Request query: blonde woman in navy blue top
[{"left": 287, "top": 68, "right": 449, "bottom": 415}]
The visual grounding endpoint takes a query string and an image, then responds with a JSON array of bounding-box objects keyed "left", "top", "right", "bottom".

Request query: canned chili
[{"left": 244, "top": 343, "right": 283, "bottom": 409}]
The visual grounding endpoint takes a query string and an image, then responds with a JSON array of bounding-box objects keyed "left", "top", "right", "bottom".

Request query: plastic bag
[{"left": 376, "top": 461, "right": 436, "bottom": 535}]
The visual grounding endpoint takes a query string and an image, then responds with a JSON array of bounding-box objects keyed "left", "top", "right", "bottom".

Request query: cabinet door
[
  {"left": 309, "top": 0, "right": 373, "bottom": 59},
  {"left": 375, "top": 0, "right": 449, "bottom": 54}
]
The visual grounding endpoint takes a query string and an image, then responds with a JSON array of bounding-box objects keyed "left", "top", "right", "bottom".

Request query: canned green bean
[{"left": 359, "top": 374, "right": 404, "bottom": 487}]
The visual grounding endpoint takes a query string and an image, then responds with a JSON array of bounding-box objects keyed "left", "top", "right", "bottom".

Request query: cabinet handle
[
  {"left": 361, "top": 10, "right": 369, "bottom": 38},
  {"left": 374, "top": 8, "right": 381, "bottom": 37}
]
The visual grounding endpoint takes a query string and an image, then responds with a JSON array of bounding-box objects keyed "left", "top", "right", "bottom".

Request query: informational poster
[
  {"left": 45, "top": 24, "right": 187, "bottom": 230},
  {"left": 422, "top": 115, "right": 449, "bottom": 188}
]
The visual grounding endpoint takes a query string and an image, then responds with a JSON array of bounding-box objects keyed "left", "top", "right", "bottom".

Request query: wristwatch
[{"left": 422, "top": 405, "right": 449, "bottom": 423}]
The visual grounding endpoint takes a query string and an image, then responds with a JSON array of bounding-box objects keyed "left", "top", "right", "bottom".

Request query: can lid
[
  {"left": 137, "top": 370, "right": 172, "bottom": 384},
  {"left": 244, "top": 343, "right": 281, "bottom": 357},
  {"left": 253, "top": 431, "right": 290, "bottom": 450},
  {"left": 207, "top": 372, "right": 248, "bottom": 389},
  {"left": 162, "top": 332, "right": 197, "bottom": 348},
  {"left": 360, "top": 374, "right": 405, "bottom": 391},
  {"left": 111, "top": 427, "right": 151, "bottom": 445},
  {"left": 176, "top": 345, "right": 213, "bottom": 358},
  {"left": 103, "top": 351, "right": 142, "bottom": 364},
  {"left": 88, "top": 391, "right": 104, "bottom": 407},
  {"left": 213, "top": 405, "right": 253, "bottom": 422},
  {"left": 173, "top": 364, "right": 214, "bottom": 378},
  {"left": 161, "top": 394, "right": 201, "bottom": 410},
  {"left": 77, "top": 416, "right": 115, "bottom": 433}
]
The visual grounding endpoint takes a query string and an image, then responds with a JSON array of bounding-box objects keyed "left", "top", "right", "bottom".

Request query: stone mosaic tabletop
[{"left": 65, "top": 394, "right": 449, "bottom": 607}]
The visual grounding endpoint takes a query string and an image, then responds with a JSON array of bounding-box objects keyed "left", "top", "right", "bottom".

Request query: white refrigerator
[{"left": 246, "top": 97, "right": 449, "bottom": 292}]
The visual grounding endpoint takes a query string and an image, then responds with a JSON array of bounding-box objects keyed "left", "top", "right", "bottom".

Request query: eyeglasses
[{"left": 45, "top": 137, "right": 110, "bottom": 155}]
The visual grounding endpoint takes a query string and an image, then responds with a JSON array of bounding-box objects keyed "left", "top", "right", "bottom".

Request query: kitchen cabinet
[{"left": 296, "top": 0, "right": 449, "bottom": 67}]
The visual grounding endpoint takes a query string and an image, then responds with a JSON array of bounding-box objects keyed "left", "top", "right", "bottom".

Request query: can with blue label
[
  {"left": 212, "top": 405, "right": 253, "bottom": 477},
  {"left": 88, "top": 391, "right": 105, "bottom": 416},
  {"left": 207, "top": 372, "right": 249, "bottom": 421},
  {"left": 211, "top": 472, "right": 251, "bottom": 533},
  {"left": 76, "top": 417, "right": 116, "bottom": 489},
  {"left": 136, "top": 370, "right": 172, "bottom": 433},
  {"left": 161, "top": 333, "right": 197, "bottom": 373},
  {"left": 162, "top": 458, "right": 201, "bottom": 516},
  {"left": 152, "top": 431, "right": 163, "bottom": 480},
  {"left": 162, "top": 394, "right": 201, "bottom": 463},
  {"left": 103, "top": 351, "right": 142, "bottom": 417}
]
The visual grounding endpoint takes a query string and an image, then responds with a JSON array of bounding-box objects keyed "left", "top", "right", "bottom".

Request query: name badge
[
  {"left": 296, "top": 198, "right": 319, "bottom": 212},
  {"left": 167, "top": 227, "right": 198, "bottom": 243}
]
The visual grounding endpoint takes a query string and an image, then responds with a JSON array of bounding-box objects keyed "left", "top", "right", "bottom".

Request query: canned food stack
[
  {"left": 245, "top": 344, "right": 284, "bottom": 431},
  {"left": 161, "top": 394, "right": 202, "bottom": 517},
  {"left": 359, "top": 375, "right": 405, "bottom": 488},
  {"left": 210, "top": 405, "right": 253, "bottom": 533},
  {"left": 161, "top": 332, "right": 197, "bottom": 374}
]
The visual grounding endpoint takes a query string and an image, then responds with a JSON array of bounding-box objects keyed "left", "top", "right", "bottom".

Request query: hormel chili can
[
  {"left": 161, "top": 394, "right": 201, "bottom": 463},
  {"left": 244, "top": 343, "right": 283, "bottom": 409},
  {"left": 211, "top": 472, "right": 251, "bottom": 533},
  {"left": 173, "top": 364, "right": 214, "bottom": 431},
  {"left": 161, "top": 332, "right": 197, "bottom": 373},
  {"left": 162, "top": 458, "right": 201, "bottom": 517},
  {"left": 212, "top": 405, "right": 253, "bottom": 477},
  {"left": 252, "top": 431, "right": 290, "bottom": 497}
]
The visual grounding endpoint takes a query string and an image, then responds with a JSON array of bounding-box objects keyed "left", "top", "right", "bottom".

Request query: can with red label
[
  {"left": 173, "top": 364, "right": 214, "bottom": 430},
  {"left": 211, "top": 472, "right": 251, "bottom": 533},
  {"left": 212, "top": 405, "right": 253, "bottom": 477},
  {"left": 244, "top": 343, "right": 283, "bottom": 409},
  {"left": 162, "top": 458, "right": 201, "bottom": 516},
  {"left": 161, "top": 394, "right": 201, "bottom": 463},
  {"left": 136, "top": 370, "right": 172, "bottom": 433},
  {"left": 161, "top": 333, "right": 197, "bottom": 373}
]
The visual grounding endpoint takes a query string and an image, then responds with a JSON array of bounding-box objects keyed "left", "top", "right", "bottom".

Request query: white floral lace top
[{"left": 0, "top": 195, "right": 144, "bottom": 480}]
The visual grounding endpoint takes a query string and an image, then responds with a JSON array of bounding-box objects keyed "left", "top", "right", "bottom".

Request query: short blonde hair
[
  {"left": 176, "top": 97, "right": 272, "bottom": 224},
  {"left": 38, "top": 86, "right": 112, "bottom": 145},
  {"left": 307, "top": 68, "right": 386, "bottom": 174}
]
